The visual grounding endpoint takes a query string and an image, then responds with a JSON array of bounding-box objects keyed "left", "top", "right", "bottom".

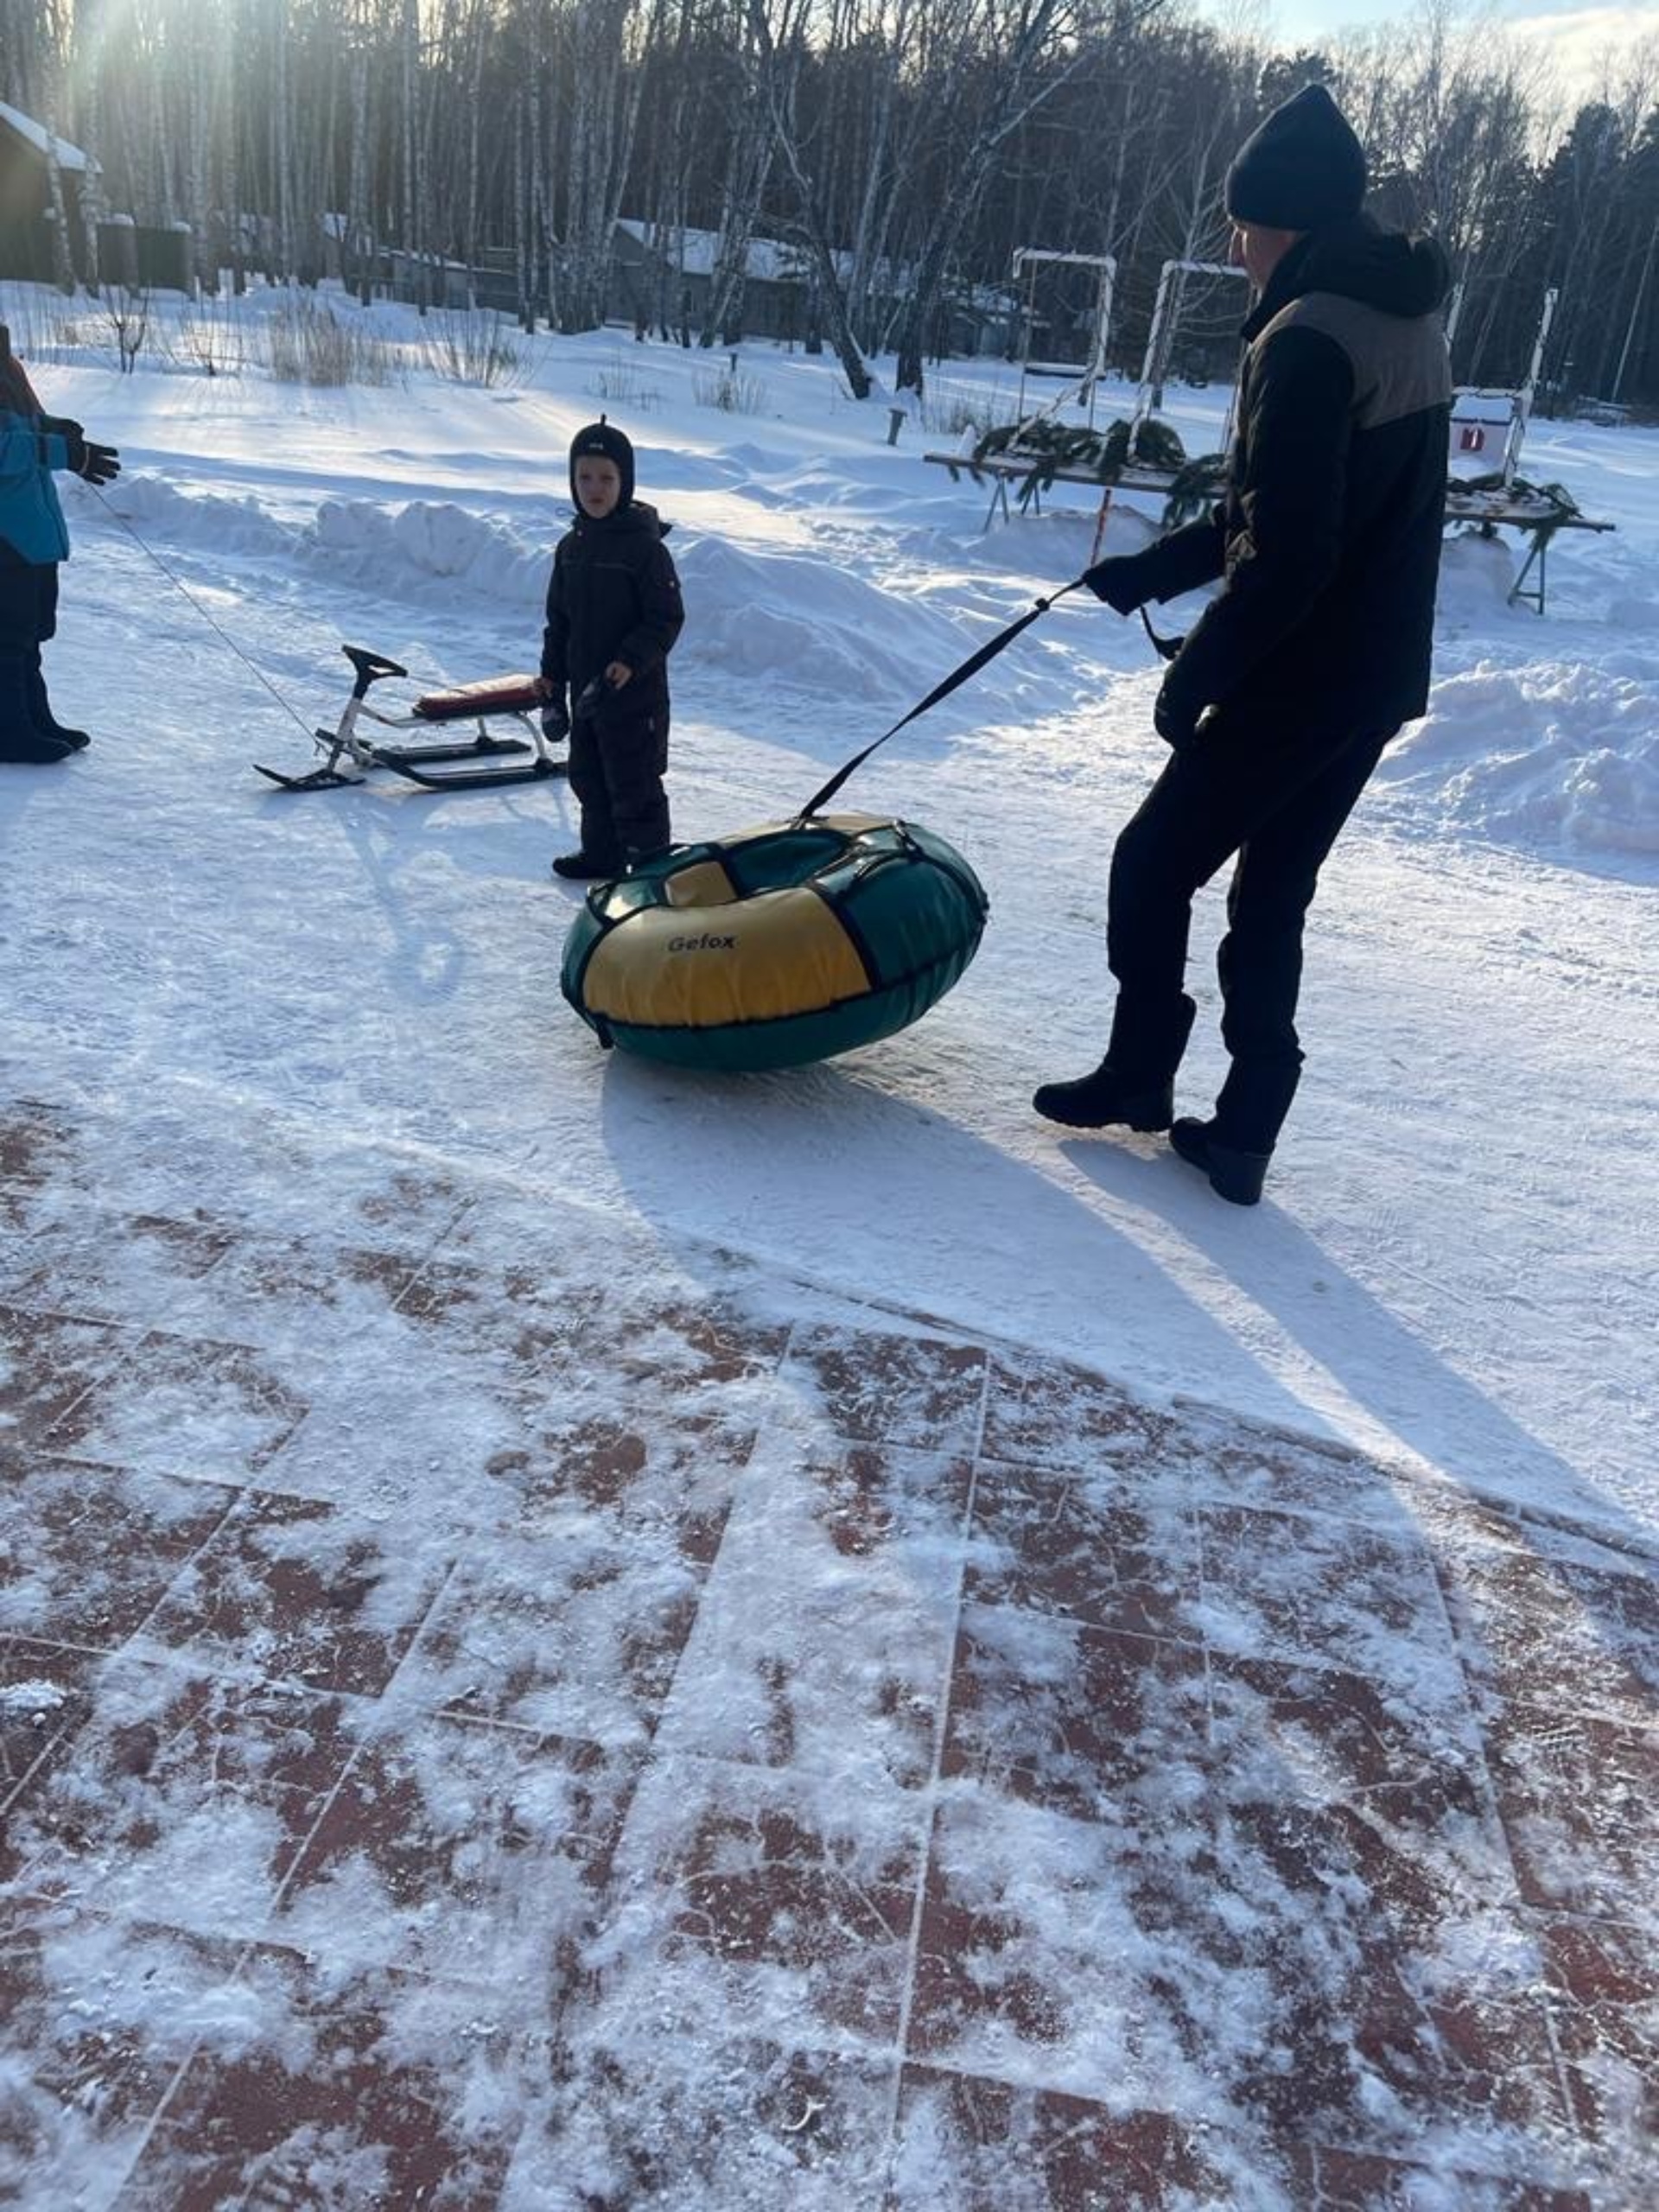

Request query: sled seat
[{"left": 413, "top": 673, "right": 543, "bottom": 721}]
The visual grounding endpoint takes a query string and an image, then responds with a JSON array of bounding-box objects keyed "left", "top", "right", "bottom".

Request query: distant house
[
  {"left": 609, "top": 220, "right": 814, "bottom": 340},
  {"left": 0, "top": 100, "right": 193, "bottom": 291},
  {"left": 607, "top": 219, "right": 1016, "bottom": 356},
  {"left": 0, "top": 100, "right": 93, "bottom": 284}
]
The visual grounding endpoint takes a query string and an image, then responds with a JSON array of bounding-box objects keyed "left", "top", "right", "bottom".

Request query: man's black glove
[
  {"left": 1153, "top": 667, "right": 1206, "bottom": 753},
  {"left": 540, "top": 698, "right": 569, "bottom": 744},
  {"left": 1082, "top": 553, "right": 1153, "bottom": 615}
]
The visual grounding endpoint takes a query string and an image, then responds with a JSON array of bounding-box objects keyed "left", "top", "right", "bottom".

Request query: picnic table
[
  {"left": 923, "top": 448, "right": 1616, "bottom": 614},
  {"left": 1440, "top": 482, "right": 1617, "bottom": 614}
]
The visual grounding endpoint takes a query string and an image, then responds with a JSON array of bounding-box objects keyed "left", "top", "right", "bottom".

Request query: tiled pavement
[{"left": 2, "top": 1092, "right": 1656, "bottom": 2209}]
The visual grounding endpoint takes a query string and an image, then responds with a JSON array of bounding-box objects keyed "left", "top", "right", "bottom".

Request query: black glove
[
  {"left": 1082, "top": 554, "right": 1152, "bottom": 615},
  {"left": 573, "top": 673, "right": 614, "bottom": 719},
  {"left": 540, "top": 699, "right": 569, "bottom": 744},
  {"left": 67, "top": 429, "right": 120, "bottom": 486},
  {"left": 1153, "top": 668, "right": 1205, "bottom": 753}
]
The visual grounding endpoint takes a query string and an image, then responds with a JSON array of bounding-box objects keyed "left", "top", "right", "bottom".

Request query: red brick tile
[
  {"left": 982, "top": 1351, "right": 1174, "bottom": 1472},
  {"left": 657, "top": 1438, "right": 969, "bottom": 1786},
  {"left": 177, "top": 1231, "right": 431, "bottom": 1346},
  {"left": 0, "top": 1638, "right": 99, "bottom": 1828},
  {"left": 141, "top": 1490, "right": 454, "bottom": 1697},
  {"left": 1484, "top": 1701, "right": 1659, "bottom": 1918},
  {"left": 908, "top": 1782, "right": 1569, "bottom": 2163},
  {"left": 940, "top": 1607, "right": 1208, "bottom": 1826},
  {"left": 1167, "top": 1404, "right": 1406, "bottom": 1525},
  {"left": 0, "top": 1460, "right": 235, "bottom": 1650},
  {"left": 804, "top": 1438, "right": 974, "bottom": 1559},
  {"left": 1206, "top": 1649, "right": 1504, "bottom": 1931},
  {"left": 1535, "top": 1913, "right": 1659, "bottom": 2146},
  {"left": 506, "top": 2034, "right": 897, "bottom": 2210},
  {"left": 0, "top": 1100, "right": 75, "bottom": 1228},
  {"left": 783, "top": 1323, "right": 987, "bottom": 1452},
  {"left": 0, "top": 1303, "right": 130, "bottom": 1443},
  {"left": 967, "top": 1459, "right": 1200, "bottom": 1640},
  {"left": 278, "top": 1711, "right": 640, "bottom": 1987},
  {"left": 391, "top": 1529, "right": 704, "bottom": 1746},
  {"left": 0, "top": 1900, "right": 239, "bottom": 2204},
  {"left": 0, "top": 1208, "right": 236, "bottom": 1329},
  {"left": 890, "top": 2067, "right": 1261, "bottom": 2209},
  {"left": 1197, "top": 1502, "right": 1459, "bottom": 1700},
  {"left": 484, "top": 1403, "right": 750, "bottom": 1555},
  {"left": 3, "top": 1662, "right": 358, "bottom": 1936},
  {"left": 597, "top": 1758, "right": 927, "bottom": 2048},
  {"left": 1286, "top": 2141, "right": 1593, "bottom": 2209},
  {"left": 115, "top": 1949, "right": 524, "bottom": 2209},
  {"left": 1437, "top": 1537, "right": 1659, "bottom": 1729},
  {"left": 44, "top": 1332, "right": 308, "bottom": 1481}
]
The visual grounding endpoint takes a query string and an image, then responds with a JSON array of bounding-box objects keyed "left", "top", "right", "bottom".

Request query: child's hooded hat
[
  {"left": 569, "top": 417, "right": 634, "bottom": 510},
  {"left": 1225, "top": 84, "right": 1367, "bottom": 232}
]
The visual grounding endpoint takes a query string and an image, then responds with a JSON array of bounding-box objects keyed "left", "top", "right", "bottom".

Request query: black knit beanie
[
  {"left": 569, "top": 417, "right": 634, "bottom": 509},
  {"left": 1225, "top": 85, "right": 1367, "bottom": 231}
]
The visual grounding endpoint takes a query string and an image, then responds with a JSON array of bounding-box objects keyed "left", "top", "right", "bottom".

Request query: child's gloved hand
[{"left": 78, "top": 442, "right": 121, "bottom": 486}]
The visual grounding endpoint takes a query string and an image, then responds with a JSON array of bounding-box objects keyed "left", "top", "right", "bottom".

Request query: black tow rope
[
  {"left": 794, "top": 573, "right": 1093, "bottom": 823},
  {"left": 792, "top": 575, "right": 1188, "bottom": 822},
  {"left": 1140, "top": 607, "right": 1184, "bottom": 663}
]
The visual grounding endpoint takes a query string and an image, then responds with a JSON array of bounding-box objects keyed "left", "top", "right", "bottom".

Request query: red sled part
[{"left": 413, "top": 673, "right": 543, "bottom": 721}]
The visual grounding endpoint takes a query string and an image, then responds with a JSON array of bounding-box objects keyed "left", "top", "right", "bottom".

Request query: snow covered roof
[
  {"left": 614, "top": 219, "right": 809, "bottom": 285},
  {"left": 0, "top": 99, "right": 90, "bottom": 172}
]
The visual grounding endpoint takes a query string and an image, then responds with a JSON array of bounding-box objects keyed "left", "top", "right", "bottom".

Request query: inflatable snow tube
[{"left": 559, "top": 813, "right": 989, "bottom": 1072}]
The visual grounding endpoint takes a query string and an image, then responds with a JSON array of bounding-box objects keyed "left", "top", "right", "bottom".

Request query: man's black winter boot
[
  {"left": 1032, "top": 1061, "right": 1175, "bottom": 1132},
  {"left": 551, "top": 849, "right": 622, "bottom": 881},
  {"left": 1169, "top": 1117, "right": 1271, "bottom": 1206}
]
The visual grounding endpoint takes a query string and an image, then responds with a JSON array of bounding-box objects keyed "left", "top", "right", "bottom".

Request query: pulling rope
[
  {"left": 91, "top": 485, "right": 321, "bottom": 741},
  {"left": 795, "top": 574, "right": 1090, "bottom": 823},
  {"left": 1140, "top": 606, "right": 1184, "bottom": 663}
]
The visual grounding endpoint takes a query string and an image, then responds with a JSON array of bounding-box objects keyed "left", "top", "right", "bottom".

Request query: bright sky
[{"left": 1209, "top": 0, "right": 1659, "bottom": 105}]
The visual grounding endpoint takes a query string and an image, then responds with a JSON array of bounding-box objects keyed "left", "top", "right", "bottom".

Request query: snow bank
[
  {"left": 672, "top": 534, "right": 983, "bottom": 696},
  {"left": 308, "top": 497, "right": 547, "bottom": 608},
  {"left": 1379, "top": 658, "right": 1659, "bottom": 856}
]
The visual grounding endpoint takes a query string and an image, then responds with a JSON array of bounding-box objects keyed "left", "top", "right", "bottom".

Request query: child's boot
[{"left": 551, "top": 849, "right": 622, "bottom": 881}]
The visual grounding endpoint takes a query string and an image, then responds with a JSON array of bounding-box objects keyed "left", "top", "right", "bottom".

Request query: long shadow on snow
[{"left": 594, "top": 1046, "right": 1327, "bottom": 1444}]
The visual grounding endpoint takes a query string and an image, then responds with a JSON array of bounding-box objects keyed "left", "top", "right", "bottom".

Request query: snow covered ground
[
  {"left": 2, "top": 293, "right": 1656, "bottom": 2207},
  {"left": 10, "top": 304, "right": 1655, "bottom": 1533}
]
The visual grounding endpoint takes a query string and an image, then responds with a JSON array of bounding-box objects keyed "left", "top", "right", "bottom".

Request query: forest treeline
[{"left": 3, "top": 0, "right": 1656, "bottom": 408}]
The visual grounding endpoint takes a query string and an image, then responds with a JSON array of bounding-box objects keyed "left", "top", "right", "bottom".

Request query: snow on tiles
[{"left": 1, "top": 290, "right": 1656, "bottom": 2211}]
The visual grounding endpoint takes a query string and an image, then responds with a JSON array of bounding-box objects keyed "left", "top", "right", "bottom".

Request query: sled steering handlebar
[{"left": 342, "top": 645, "right": 410, "bottom": 698}]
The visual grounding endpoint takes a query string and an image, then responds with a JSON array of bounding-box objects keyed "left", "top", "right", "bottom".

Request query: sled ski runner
[{"left": 255, "top": 645, "right": 568, "bottom": 792}]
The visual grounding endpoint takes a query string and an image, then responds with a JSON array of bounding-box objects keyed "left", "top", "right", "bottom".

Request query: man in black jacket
[{"left": 1034, "top": 85, "right": 1452, "bottom": 1203}]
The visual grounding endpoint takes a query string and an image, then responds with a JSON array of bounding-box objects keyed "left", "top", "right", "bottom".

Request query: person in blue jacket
[{"left": 0, "top": 321, "right": 120, "bottom": 763}]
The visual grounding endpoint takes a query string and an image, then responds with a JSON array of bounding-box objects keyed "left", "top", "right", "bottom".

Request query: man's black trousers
[{"left": 1106, "top": 701, "right": 1395, "bottom": 1150}]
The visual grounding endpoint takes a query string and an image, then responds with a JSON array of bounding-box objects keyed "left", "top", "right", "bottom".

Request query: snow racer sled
[{"left": 255, "top": 645, "right": 567, "bottom": 791}]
